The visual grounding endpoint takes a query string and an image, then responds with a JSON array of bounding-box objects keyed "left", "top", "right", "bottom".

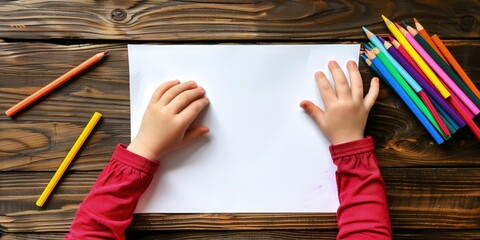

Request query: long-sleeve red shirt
[{"left": 65, "top": 137, "right": 391, "bottom": 239}]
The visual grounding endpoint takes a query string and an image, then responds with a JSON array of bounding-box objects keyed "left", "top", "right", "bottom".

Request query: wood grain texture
[
  {"left": 0, "top": 40, "right": 479, "bottom": 171},
  {"left": 1, "top": 3, "right": 480, "bottom": 237},
  {"left": 2, "top": 230, "right": 480, "bottom": 239},
  {"left": 1, "top": 168, "right": 478, "bottom": 232},
  {"left": 0, "top": 0, "right": 478, "bottom": 41}
]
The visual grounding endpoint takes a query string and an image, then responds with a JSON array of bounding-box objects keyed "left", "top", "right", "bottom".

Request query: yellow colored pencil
[
  {"left": 36, "top": 112, "right": 102, "bottom": 207},
  {"left": 381, "top": 15, "right": 450, "bottom": 99}
]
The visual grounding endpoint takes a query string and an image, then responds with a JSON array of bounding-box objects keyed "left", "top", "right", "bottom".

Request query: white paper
[{"left": 128, "top": 44, "right": 360, "bottom": 213}]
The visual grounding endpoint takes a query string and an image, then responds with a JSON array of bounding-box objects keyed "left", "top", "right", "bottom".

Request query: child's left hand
[{"left": 127, "top": 80, "right": 210, "bottom": 161}]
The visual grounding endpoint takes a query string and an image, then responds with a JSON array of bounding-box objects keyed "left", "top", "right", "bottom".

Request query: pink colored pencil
[{"left": 397, "top": 24, "right": 480, "bottom": 116}]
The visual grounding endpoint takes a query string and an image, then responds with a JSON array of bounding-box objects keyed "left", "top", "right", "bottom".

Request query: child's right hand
[
  {"left": 300, "top": 61, "right": 379, "bottom": 145},
  {"left": 127, "top": 80, "right": 210, "bottom": 161}
]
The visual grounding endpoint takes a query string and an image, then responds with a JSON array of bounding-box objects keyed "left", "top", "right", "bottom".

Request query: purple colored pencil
[
  {"left": 385, "top": 41, "right": 466, "bottom": 127},
  {"left": 379, "top": 36, "right": 386, "bottom": 43}
]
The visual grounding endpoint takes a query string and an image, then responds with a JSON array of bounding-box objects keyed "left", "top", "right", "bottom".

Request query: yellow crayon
[{"left": 36, "top": 112, "right": 102, "bottom": 207}]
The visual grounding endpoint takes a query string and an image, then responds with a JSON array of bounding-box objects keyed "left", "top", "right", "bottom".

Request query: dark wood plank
[
  {"left": 3, "top": 230, "right": 480, "bottom": 240},
  {"left": 126, "top": 229, "right": 480, "bottom": 240},
  {"left": 0, "top": 0, "right": 478, "bottom": 41},
  {"left": 125, "top": 230, "right": 480, "bottom": 240},
  {"left": 1, "top": 168, "right": 478, "bottom": 232},
  {"left": 1, "top": 40, "right": 479, "bottom": 171},
  {"left": 0, "top": 43, "right": 128, "bottom": 171}
]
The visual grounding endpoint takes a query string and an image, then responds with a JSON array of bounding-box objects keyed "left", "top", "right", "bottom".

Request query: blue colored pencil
[
  {"left": 363, "top": 27, "right": 423, "bottom": 93},
  {"left": 365, "top": 50, "right": 444, "bottom": 144}
]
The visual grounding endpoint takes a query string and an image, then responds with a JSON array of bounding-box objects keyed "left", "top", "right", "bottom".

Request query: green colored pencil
[{"left": 372, "top": 47, "right": 445, "bottom": 138}]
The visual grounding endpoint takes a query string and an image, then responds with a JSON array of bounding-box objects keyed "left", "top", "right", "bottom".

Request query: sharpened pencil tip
[
  {"left": 415, "top": 20, "right": 424, "bottom": 31},
  {"left": 413, "top": 17, "right": 419, "bottom": 24},
  {"left": 381, "top": 15, "right": 391, "bottom": 24},
  {"left": 406, "top": 25, "right": 417, "bottom": 35},
  {"left": 396, "top": 23, "right": 408, "bottom": 35},
  {"left": 103, "top": 51, "right": 109, "bottom": 55},
  {"left": 362, "top": 26, "right": 374, "bottom": 38},
  {"left": 386, "top": 34, "right": 394, "bottom": 42}
]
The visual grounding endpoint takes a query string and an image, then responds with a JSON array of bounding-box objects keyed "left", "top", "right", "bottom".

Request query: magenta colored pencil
[
  {"left": 384, "top": 41, "right": 449, "bottom": 136},
  {"left": 399, "top": 25, "right": 480, "bottom": 115},
  {"left": 385, "top": 40, "right": 466, "bottom": 127}
]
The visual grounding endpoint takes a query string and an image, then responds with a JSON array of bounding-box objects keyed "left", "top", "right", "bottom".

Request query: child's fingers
[
  {"left": 328, "top": 61, "right": 351, "bottom": 99},
  {"left": 300, "top": 100, "right": 325, "bottom": 127},
  {"left": 178, "top": 97, "right": 210, "bottom": 126},
  {"left": 181, "top": 126, "right": 209, "bottom": 147},
  {"left": 315, "top": 71, "right": 336, "bottom": 105},
  {"left": 347, "top": 61, "right": 364, "bottom": 101},
  {"left": 150, "top": 80, "right": 180, "bottom": 104},
  {"left": 364, "top": 77, "right": 380, "bottom": 110},
  {"left": 169, "top": 87, "right": 205, "bottom": 113},
  {"left": 160, "top": 81, "right": 197, "bottom": 106}
]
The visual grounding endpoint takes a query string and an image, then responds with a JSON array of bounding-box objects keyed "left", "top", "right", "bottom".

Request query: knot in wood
[
  {"left": 458, "top": 15, "right": 477, "bottom": 32},
  {"left": 111, "top": 8, "right": 127, "bottom": 22}
]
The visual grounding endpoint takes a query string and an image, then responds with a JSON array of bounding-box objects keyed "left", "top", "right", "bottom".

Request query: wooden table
[{"left": 0, "top": 1, "right": 479, "bottom": 239}]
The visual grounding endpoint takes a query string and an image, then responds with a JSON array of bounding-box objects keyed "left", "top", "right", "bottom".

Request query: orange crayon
[{"left": 5, "top": 51, "right": 109, "bottom": 117}]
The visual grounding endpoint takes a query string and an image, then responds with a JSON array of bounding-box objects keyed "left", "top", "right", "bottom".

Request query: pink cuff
[
  {"left": 112, "top": 144, "right": 160, "bottom": 175},
  {"left": 329, "top": 136, "right": 375, "bottom": 159}
]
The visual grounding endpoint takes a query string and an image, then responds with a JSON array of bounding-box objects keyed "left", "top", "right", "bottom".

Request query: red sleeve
[
  {"left": 329, "top": 136, "right": 392, "bottom": 240},
  {"left": 65, "top": 144, "right": 159, "bottom": 240}
]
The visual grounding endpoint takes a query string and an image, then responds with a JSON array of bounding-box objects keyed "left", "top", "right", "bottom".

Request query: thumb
[
  {"left": 181, "top": 126, "right": 209, "bottom": 147},
  {"left": 300, "top": 100, "right": 325, "bottom": 126}
]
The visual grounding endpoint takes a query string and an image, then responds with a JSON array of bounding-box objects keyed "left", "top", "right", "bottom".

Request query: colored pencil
[
  {"left": 407, "top": 25, "right": 480, "bottom": 109},
  {"left": 431, "top": 34, "right": 480, "bottom": 99},
  {"left": 365, "top": 50, "right": 444, "bottom": 144},
  {"left": 364, "top": 44, "right": 372, "bottom": 51},
  {"left": 5, "top": 51, "right": 109, "bottom": 117},
  {"left": 385, "top": 40, "right": 450, "bottom": 136},
  {"left": 389, "top": 36, "right": 465, "bottom": 126},
  {"left": 413, "top": 18, "right": 448, "bottom": 63},
  {"left": 432, "top": 98, "right": 459, "bottom": 133},
  {"left": 363, "top": 27, "right": 422, "bottom": 93},
  {"left": 448, "top": 97, "right": 480, "bottom": 140},
  {"left": 395, "top": 23, "right": 480, "bottom": 138},
  {"left": 36, "top": 112, "right": 102, "bottom": 207},
  {"left": 388, "top": 35, "right": 433, "bottom": 88},
  {"left": 387, "top": 34, "right": 430, "bottom": 83},
  {"left": 362, "top": 55, "right": 384, "bottom": 80},
  {"left": 398, "top": 24, "right": 480, "bottom": 115},
  {"left": 371, "top": 47, "right": 445, "bottom": 138},
  {"left": 381, "top": 15, "right": 450, "bottom": 98}
]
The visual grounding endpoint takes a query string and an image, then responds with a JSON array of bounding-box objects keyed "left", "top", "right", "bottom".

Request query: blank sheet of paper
[{"left": 128, "top": 44, "right": 360, "bottom": 213}]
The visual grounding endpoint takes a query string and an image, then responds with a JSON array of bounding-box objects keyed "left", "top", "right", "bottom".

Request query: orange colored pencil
[
  {"left": 414, "top": 18, "right": 447, "bottom": 63},
  {"left": 431, "top": 35, "right": 480, "bottom": 100},
  {"left": 5, "top": 51, "right": 109, "bottom": 117}
]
